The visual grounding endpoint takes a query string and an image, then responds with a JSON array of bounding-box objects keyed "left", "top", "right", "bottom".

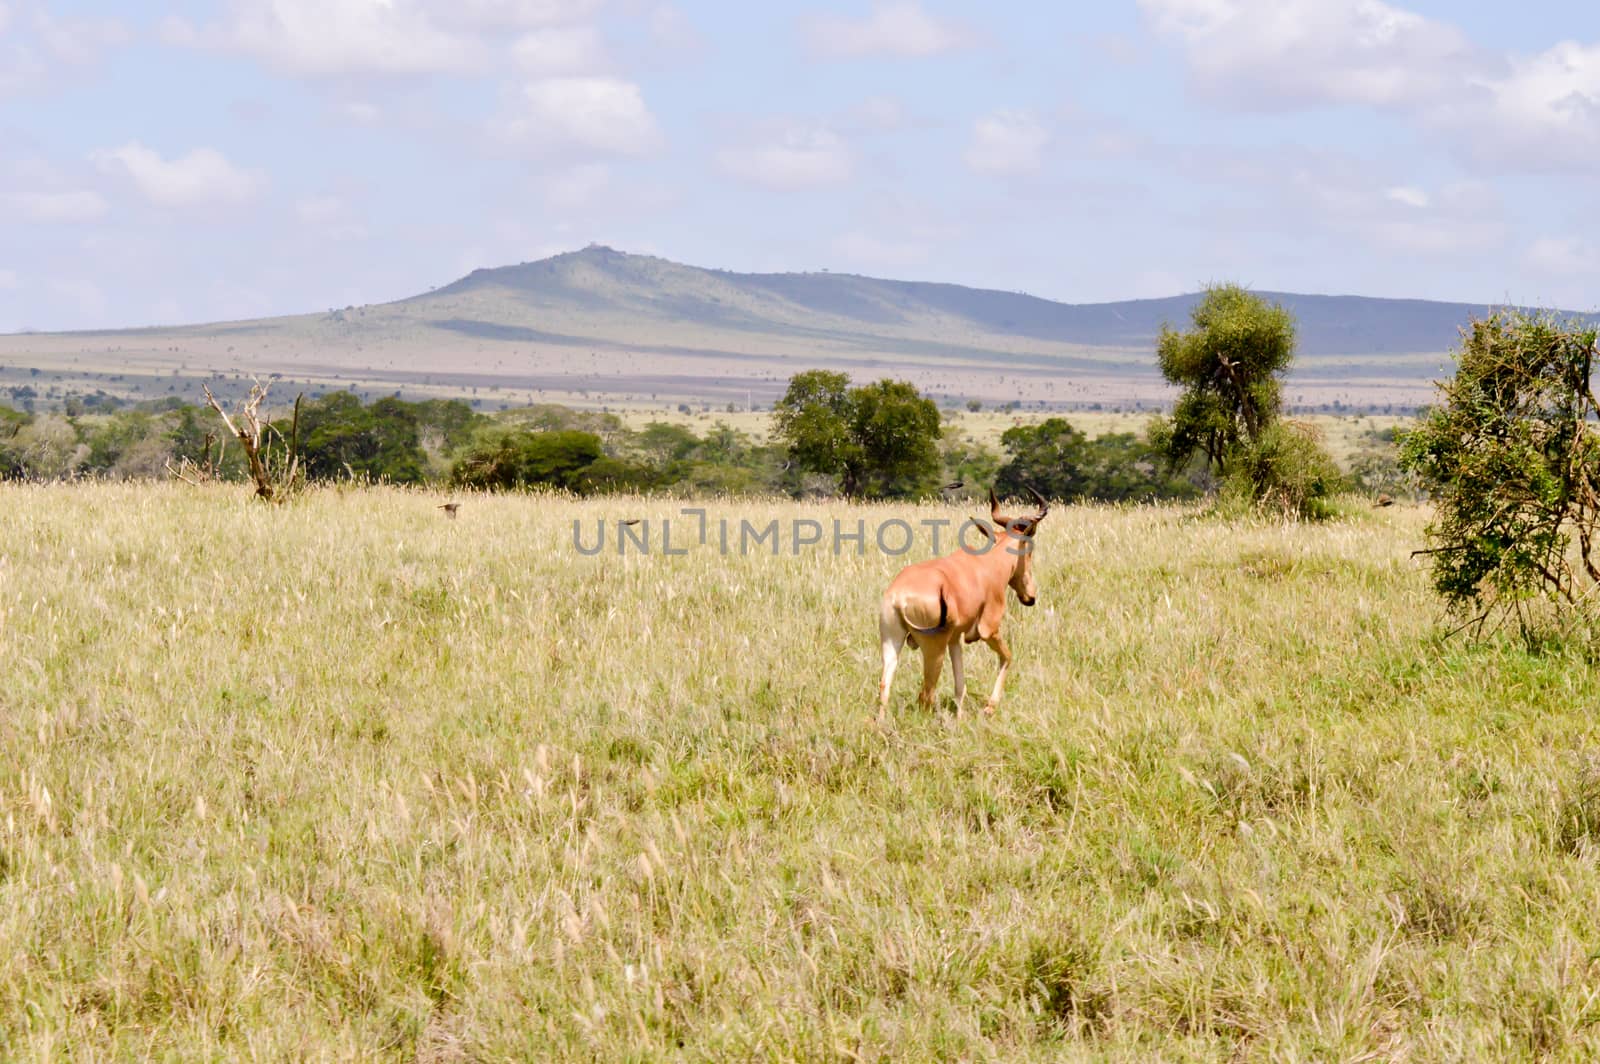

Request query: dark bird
[
  {"left": 438, "top": 502, "right": 461, "bottom": 518},
  {"left": 620, "top": 518, "right": 642, "bottom": 526},
  {"left": 1375, "top": 494, "right": 1395, "bottom": 508},
  {"left": 942, "top": 481, "right": 964, "bottom": 491}
]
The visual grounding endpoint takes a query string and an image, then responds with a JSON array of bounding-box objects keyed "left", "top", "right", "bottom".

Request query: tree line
[
  {"left": 0, "top": 383, "right": 1224, "bottom": 504},
  {"left": 0, "top": 284, "right": 1399, "bottom": 509}
]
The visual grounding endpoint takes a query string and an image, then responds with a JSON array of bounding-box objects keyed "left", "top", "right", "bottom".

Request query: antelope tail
[{"left": 900, "top": 590, "right": 948, "bottom": 636}]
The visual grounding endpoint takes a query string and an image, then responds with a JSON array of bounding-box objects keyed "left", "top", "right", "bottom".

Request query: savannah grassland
[{"left": 6, "top": 484, "right": 1600, "bottom": 1060}]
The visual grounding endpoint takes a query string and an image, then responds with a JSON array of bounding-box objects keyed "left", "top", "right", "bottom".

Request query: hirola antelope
[{"left": 876, "top": 486, "right": 1049, "bottom": 720}]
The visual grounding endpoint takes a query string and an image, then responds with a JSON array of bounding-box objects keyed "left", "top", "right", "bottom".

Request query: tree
[
  {"left": 995, "top": 419, "right": 1094, "bottom": 501},
  {"left": 288, "top": 392, "right": 427, "bottom": 484},
  {"left": 1151, "top": 284, "right": 1295, "bottom": 472},
  {"left": 1401, "top": 312, "right": 1600, "bottom": 644},
  {"left": 0, "top": 403, "right": 31, "bottom": 479},
  {"left": 453, "top": 430, "right": 606, "bottom": 492},
  {"left": 996, "top": 418, "right": 1202, "bottom": 503},
  {"left": 772, "top": 371, "right": 855, "bottom": 487},
  {"left": 848, "top": 379, "right": 942, "bottom": 499},
  {"left": 772, "top": 371, "right": 942, "bottom": 499},
  {"left": 1149, "top": 283, "right": 1337, "bottom": 517}
]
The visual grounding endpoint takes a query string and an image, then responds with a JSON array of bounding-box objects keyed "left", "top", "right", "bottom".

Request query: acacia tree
[
  {"left": 1401, "top": 312, "right": 1600, "bottom": 644},
  {"left": 1149, "top": 284, "right": 1338, "bottom": 517},
  {"left": 773, "top": 370, "right": 941, "bottom": 499}
]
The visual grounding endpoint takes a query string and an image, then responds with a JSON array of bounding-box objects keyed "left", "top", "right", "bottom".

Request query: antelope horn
[
  {"left": 1025, "top": 484, "right": 1049, "bottom": 519},
  {"left": 989, "top": 485, "right": 1002, "bottom": 520}
]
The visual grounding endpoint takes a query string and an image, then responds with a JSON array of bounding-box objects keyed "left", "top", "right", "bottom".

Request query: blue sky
[{"left": 2, "top": 0, "right": 1598, "bottom": 331}]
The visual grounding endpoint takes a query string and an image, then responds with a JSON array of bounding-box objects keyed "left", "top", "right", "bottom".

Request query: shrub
[{"left": 1401, "top": 312, "right": 1600, "bottom": 644}]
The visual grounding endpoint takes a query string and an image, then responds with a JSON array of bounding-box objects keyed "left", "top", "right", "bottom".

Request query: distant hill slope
[
  {"left": 1, "top": 245, "right": 1584, "bottom": 411},
  {"left": 423, "top": 245, "right": 1523, "bottom": 357}
]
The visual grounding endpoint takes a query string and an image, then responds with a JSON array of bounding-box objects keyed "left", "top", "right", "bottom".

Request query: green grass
[{"left": 3, "top": 484, "right": 1599, "bottom": 1058}]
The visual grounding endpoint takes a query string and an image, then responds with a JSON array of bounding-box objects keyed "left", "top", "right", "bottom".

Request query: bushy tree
[
  {"left": 1152, "top": 284, "right": 1294, "bottom": 469},
  {"left": 290, "top": 392, "right": 428, "bottom": 484},
  {"left": 450, "top": 429, "right": 660, "bottom": 494},
  {"left": 1401, "top": 312, "right": 1600, "bottom": 643},
  {"left": 995, "top": 417, "right": 1202, "bottom": 503},
  {"left": 848, "top": 379, "right": 942, "bottom": 499},
  {"left": 772, "top": 371, "right": 854, "bottom": 486},
  {"left": 772, "top": 371, "right": 942, "bottom": 499},
  {"left": 0, "top": 403, "right": 30, "bottom": 478},
  {"left": 1149, "top": 284, "right": 1337, "bottom": 517}
]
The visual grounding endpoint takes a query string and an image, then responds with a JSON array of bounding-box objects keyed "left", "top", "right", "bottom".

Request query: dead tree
[
  {"left": 164, "top": 432, "right": 224, "bottom": 486},
  {"left": 201, "top": 380, "right": 303, "bottom": 501}
]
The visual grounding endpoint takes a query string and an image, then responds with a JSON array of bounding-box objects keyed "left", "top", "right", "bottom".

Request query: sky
[{"left": 2, "top": 0, "right": 1599, "bottom": 332}]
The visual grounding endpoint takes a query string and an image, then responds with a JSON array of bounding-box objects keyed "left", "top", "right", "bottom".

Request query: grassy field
[{"left": 5, "top": 484, "right": 1600, "bottom": 1059}]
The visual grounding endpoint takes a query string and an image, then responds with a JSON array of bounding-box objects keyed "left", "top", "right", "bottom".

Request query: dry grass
[{"left": 3, "top": 483, "right": 1600, "bottom": 1059}]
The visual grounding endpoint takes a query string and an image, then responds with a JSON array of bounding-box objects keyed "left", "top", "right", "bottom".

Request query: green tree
[
  {"left": 772, "top": 371, "right": 942, "bottom": 499},
  {"left": 1401, "top": 312, "right": 1600, "bottom": 644},
  {"left": 1149, "top": 283, "right": 1336, "bottom": 517},
  {"left": 291, "top": 393, "right": 427, "bottom": 484},
  {"left": 995, "top": 418, "right": 1095, "bottom": 501},
  {"left": 996, "top": 418, "right": 1202, "bottom": 503},
  {"left": 0, "top": 403, "right": 30, "bottom": 479},
  {"left": 1151, "top": 284, "right": 1295, "bottom": 472},
  {"left": 847, "top": 379, "right": 942, "bottom": 499},
  {"left": 772, "top": 371, "right": 855, "bottom": 487},
  {"left": 452, "top": 430, "right": 613, "bottom": 493}
]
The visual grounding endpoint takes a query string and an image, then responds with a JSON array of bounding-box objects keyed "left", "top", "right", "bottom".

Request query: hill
[{"left": 0, "top": 245, "right": 1569, "bottom": 412}]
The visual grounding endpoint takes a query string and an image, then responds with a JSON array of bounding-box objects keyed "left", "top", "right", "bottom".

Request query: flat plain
[{"left": 4, "top": 484, "right": 1600, "bottom": 1059}]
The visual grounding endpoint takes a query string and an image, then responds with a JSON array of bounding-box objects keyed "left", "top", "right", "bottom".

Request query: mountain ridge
[{"left": 0, "top": 245, "right": 1582, "bottom": 410}]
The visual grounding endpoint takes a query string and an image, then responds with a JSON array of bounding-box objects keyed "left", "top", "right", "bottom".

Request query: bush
[
  {"left": 996, "top": 418, "right": 1202, "bottom": 504},
  {"left": 1401, "top": 312, "right": 1600, "bottom": 644},
  {"left": 1219, "top": 421, "right": 1344, "bottom": 519}
]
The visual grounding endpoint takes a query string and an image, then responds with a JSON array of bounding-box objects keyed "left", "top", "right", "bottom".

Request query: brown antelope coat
[{"left": 876, "top": 487, "right": 1048, "bottom": 719}]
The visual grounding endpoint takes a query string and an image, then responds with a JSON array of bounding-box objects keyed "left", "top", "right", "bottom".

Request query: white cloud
[
  {"left": 1525, "top": 236, "right": 1599, "bottom": 275},
  {"left": 1272, "top": 156, "right": 1505, "bottom": 256},
  {"left": 512, "top": 25, "right": 609, "bottom": 76},
  {"left": 544, "top": 163, "right": 611, "bottom": 210},
  {"left": 12, "top": 189, "right": 109, "bottom": 222},
  {"left": 647, "top": 4, "right": 704, "bottom": 57},
  {"left": 294, "top": 195, "right": 345, "bottom": 224},
  {"left": 964, "top": 110, "right": 1049, "bottom": 176},
  {"left": 93, "top": 143, "right": 265, "bottom": 208},
  {"left": 295, "top": 195, "right": 368, "bottom": 240},
  {"left": 166, "top": 0, "right": 481, "bottom": 76},
  {"left": 717, "top": 126, "right": 853, "bottom": 189},
  {"left": 845, "top": 95, "right": 906, "bottom": 132},
  {"left": 1457, "top": 41, "right": 1600, "bottom": 169},
  {"left": 433, "top": 0, "right": 604, "bottom": 32},
  {"left": 1139, "top": 0, "right": 1472, "bottom": 109},
  {"left": 803, "top": 1, "right": 970, "bottom": 59},
  {"left": 0, "top": 5, "right": 127, "bottom": 96},
  {"left": 337, "top": 100, "right": 383, "bottom": 124},
  {"left": 1141, "top": 0, "right": 1600, "bottom": 171},
  {"left": 29, "top": 9, "right": 130, "bottom": 66},
  {"left": 167, "top": 0, "right": 609, "bottom": 76},
  {"left": 1385, "top": 185, "right": 1430, "bottom": 208},
  {"left": 496, "top": 76, "right": 662, "bottom": 156}
]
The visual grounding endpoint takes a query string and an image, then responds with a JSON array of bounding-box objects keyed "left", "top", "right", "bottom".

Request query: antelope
[{"left": 876, "top": 486, "right": 1049, "bottom": 720}]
